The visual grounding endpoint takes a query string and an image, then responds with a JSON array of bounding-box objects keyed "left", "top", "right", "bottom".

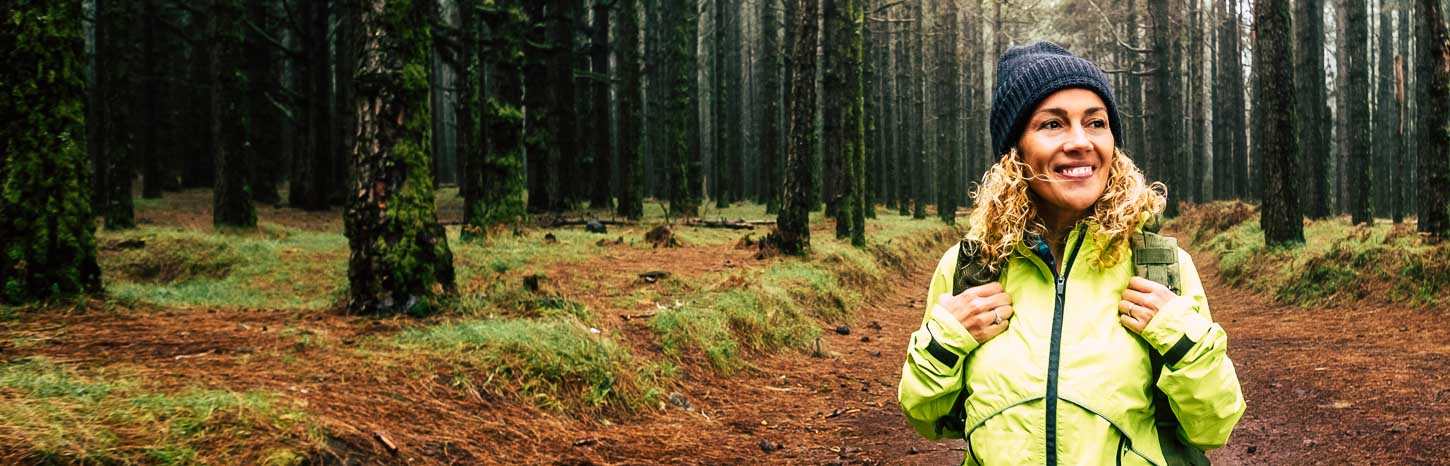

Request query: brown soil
[{"left": 3, "top": 217, "right": 1447, "bottom": 465}]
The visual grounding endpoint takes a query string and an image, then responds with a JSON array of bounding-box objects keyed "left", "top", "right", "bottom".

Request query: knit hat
[{"left": 990, "top": 41, "right": 1122, "bottom": 157}]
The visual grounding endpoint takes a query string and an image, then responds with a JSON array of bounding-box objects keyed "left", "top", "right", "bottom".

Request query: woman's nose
[{"left": 1062, "top": 124, "right": 1092, "bottom": 152}]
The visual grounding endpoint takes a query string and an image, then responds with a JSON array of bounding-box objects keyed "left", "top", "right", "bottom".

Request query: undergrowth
[
  {"left": 0, "top": 358, "right": 321, "bottom": 465},
  {"left": 1170, "top": 201, "right": 1448, "bottom": 307},
  {"left": 390, "top": 318, "right": 663, "bottom": 414}
]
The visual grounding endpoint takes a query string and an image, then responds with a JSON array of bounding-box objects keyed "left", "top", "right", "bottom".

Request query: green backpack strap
[
  {"left": 934, "top": 240, "right": 1001, "bottom": 437},
  {"left": 1129, "top": 224, "right": 1209, "bottom": 466}
]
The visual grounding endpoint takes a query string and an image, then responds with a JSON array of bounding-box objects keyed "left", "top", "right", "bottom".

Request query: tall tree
[
  {"left": 1373, "top": 0, "right": 1400, "bottom": 222},
  {"left": 1256, "top": 0, "right": 1305, "bottom": 245},
  {"left": 0, "top": 0, "right": 103, "bottom": 304},
  {"left": 478, "top": 1, "right": 530, "bottom": 229},
  {"left": 935, "top": 0, "right": 959, "bottom": 227},
  {"left": 94, "top": 0, "right": 137, "bottom": 229},
  {"left": 1416, "top": 0, "right": 1450, "bottom": 235},
  {"left": 910, "top": 0, "right": 927, "bottom": 219},
  {"left": 245, "top": 0, "right": 283, "bottom": 205},
  {"left": 1347, "top": 0, "right": 1372, "bottom": 224},
  {"left": 524, "top": 2, "right": 559, "bottom": 213},
  {"left": 212, "top": 0, "right": 255, "bottom": 228},
  {"left": 617, "top": 0, "right": 645, "bottom": 219},
  {"left": 293, "top": 0, "right": 333, "bottom": 211},
  {"left": 346, "top": 0, "right": 457, "bottom": 315},
  {"left": 1295, "top": 0, "right": 1332, "bottom": 218},
  {"left": 550, "top": 0, "right": 581, "bottom": 208},
  {"left": 665, "top": 0, "right": 697, "bottom": 217},
  {"left": 588, "top": 0, "right": 614, "bottom": 209},
  {"left": 1147, "top": 0, "right": 1179, "bottom": 207},
  {"left": 824, "top": 0, "right": 866, "bottom": 245},
  {"left": 760, "top": 0, "right": 783, "bottom": 214},
  {"left": 777, "top": 0, "right": 820, "bottom": 255}
]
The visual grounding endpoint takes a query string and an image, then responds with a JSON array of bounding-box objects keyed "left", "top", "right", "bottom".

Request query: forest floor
[{"left": 2, "top": 192, "right": 1447, "bottom": 465}]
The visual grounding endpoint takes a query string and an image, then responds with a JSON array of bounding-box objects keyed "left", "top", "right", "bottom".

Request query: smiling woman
[{"left": 898, "top": 42, "right": 1245, "bottom": 466}]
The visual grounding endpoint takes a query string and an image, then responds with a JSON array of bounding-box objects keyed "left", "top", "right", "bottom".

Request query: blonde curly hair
[{"left": 964, "top": 146, "right": 1166, "bottom": 272}]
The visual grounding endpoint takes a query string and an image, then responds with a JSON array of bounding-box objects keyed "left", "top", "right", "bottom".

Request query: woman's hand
[
  {"left": 1119, "top": 276, "right": 1177, "bottom": 333},
  {"left": 936, "top": 282, "right": 1014, "bottom": 343}
]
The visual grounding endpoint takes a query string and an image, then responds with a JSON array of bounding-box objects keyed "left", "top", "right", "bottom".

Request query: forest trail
[{"left": 4, "top": 222, "right": 1447, "bottom": 464}]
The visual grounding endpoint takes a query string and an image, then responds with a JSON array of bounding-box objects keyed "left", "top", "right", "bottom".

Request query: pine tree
[
  {"left": 212, "top": 0, "right": 255, "bottom": 228},
  {"left": 0, "top": 0, "right": 103, "bottom": 304},
  {"left": 478, "top": 1, "right": 529, "bottom": 230},
  {"left": 777, "top": 0, "right": 820, "bottom": 255},
  {"left": 1347, "top": 0, "right": 1372, "bottom": 224},
  {"left": 345, "top": 0, "right": 457, "bottom": 315},
  {"left": 617, "top": 0, "right": 645, "bottom": 220},
  {"left": 1416, "top": 0, "right": 1450, "bottom": 235},
  {"left": 1256, "top": 0, "right": 1305, "bottom": 245},
  {"left": 1295, "top": 0, "right": 1332, "bottom": 218},
  {"left": 588, "top": 0, "right": 614, "bottom": 210}
]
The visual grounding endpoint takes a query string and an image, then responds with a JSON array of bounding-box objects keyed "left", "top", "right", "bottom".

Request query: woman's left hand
[{"left": 1118, "top": 276, "right": 1177, "bottom": 334}]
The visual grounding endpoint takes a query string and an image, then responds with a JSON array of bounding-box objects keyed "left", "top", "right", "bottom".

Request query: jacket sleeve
[
  {"left": 898, "top": 247, "right": 982, "bottom": 440},
  {"left": 1139, "top": 248, "right": 1246, "bottom": 450}
]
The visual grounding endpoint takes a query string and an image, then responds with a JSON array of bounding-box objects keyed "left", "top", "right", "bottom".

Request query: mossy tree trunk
[
  {"left": 777, "top": 0, "right": 819, "bottom": 256},
  {"left": 616, "top": 0, "right": 645, "bottom": 220},
  {"left": 665, "top": 0, "right": 697, "bottom": 219},
  {"left": 824, "top": 0, "right": 865, "bottom": 245},
  {"left": 0, "top": 0, "right": 103, "bottom": 304},
  {"left": 212, "top": 0, "right": 256, "bottom": 229},
  {"left": 1255, "top": 0, "right": 1305, "bottom": 246},
  {"left": 467, "top": 1, "right": 529, "bottom": 235},
  {"left": 346, "top": 0, "right": 457, "bottom": 315}
]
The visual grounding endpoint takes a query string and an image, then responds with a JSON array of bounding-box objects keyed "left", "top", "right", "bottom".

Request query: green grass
[
  {"left": 391, "top": 317, "right": 661, "bottom": 413},
  {"left": 0, "top": 358, "right": 320, "bottom": 465},
  {"left": 99, "top": 225, "right": 347, "bottom": 310},
  {"left": 1173, "top": 201, "right": 1448, "bottom": 307},
  {"left": 649, "top": 217, "right": 957, "bottom": 373}
]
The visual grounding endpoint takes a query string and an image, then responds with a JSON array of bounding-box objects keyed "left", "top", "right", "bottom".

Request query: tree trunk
[
  {"left": 296, "top": 0, "right": 332, "bottom": 211},
  {"left": 245, "top": 0, "right": 283, "bottom": 205},
  {"left": 1295, "top": 0, "right": 1332, "bottom": 218},
  {"left": 346, "top": 0, "right": 457, "bottom": 315},
  {"left": 666, "top": 0, "right": 697, "bottom": 218},
  {"left": 589, "top": 0, "right": 614, "bottom": 210},
  {"left": 96, "top": 0, "right": 137, "bottom": 229},
  {"left": 1256, "top": 0, "right": 1305, "bottom": 245},
  {"left": 1373, "top": 0, "right": 1399, "bottom": 223},
  {"left": 617, "top": 0, "right": 645, "bottom": 220},
  {"left": 141, "top": 0, "right": 166, "bottom": 200},
  {"left": 480, "top": 1, "right": 529, "bottom": 229},
  {"left": 0, "top": 0, "right": 103, "bottom": 304},
  {"left": 212, "top": 0, "right": 255, "bottom": 229},
  {"left": 551, "top": 0, "right": 580, "bottom": 210},
  {"left": 1416, "top": 0, "right": 1450, "bottom": 235},
  {"left": 777, "top": 0, "right": 819, "bottom": 255},
  {"left": 760, "top": 0, "right": 782, "bottom": 215},
  {"left": 1346, "top": 0, "right": 1372, "bottom": 224}
]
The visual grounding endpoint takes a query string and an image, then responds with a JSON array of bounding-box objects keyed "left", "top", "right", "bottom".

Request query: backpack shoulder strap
[
  {"left": 953, "top": 240, "right": 999, "bottom": 296},
  {"left": 936, "top": 240, "right": 1001, "bottom": 437},
  {"left": 1130, "top": 227, "right": 1181, "bottom": 295}
]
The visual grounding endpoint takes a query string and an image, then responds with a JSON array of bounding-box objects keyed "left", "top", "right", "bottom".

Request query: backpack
[{"left": 938, "top": 221, "right": 1210, "bottom": 466}]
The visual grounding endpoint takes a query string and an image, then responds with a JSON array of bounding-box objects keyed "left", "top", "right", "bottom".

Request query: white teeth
[{"left": 1061, "top": 166, "right": 1092, "bottom": 177}]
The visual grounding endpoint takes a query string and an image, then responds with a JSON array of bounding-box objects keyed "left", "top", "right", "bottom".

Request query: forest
[{"left": 2, "top": 0, "right": 1449, "bottom": 463}]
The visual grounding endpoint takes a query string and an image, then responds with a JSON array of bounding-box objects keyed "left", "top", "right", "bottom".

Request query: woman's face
[{"left": 1017, "top": 88, "right": 1115, "bottom": 223}]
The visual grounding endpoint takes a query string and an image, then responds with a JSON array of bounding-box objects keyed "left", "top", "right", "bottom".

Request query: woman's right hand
[{"left": 935, "top": 282, "right": 1014, "bottom": 343}]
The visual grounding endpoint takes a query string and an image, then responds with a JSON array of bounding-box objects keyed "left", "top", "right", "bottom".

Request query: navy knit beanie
[{"left": 990, "top": 41, "right": 1122, "bottom": 157}]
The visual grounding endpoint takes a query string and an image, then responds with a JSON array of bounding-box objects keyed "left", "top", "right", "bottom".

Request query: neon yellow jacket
[{"left": 898, "top": 223, "right": 1244, "bottom": 465}]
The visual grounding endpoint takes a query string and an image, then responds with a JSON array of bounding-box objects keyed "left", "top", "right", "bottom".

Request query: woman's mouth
[{"left": 1055, "top": 165, "right": 1095, "bottom": 180}]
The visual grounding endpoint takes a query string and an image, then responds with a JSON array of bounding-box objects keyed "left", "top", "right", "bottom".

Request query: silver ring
[
  {"left": 992, "top": 308, "right": 1003, "bottom": 325},
  {"left": 1128, "top": 303, "right": 1138, "bottom": 319}
]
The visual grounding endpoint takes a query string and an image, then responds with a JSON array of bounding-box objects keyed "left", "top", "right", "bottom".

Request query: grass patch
[
  {"left": 99, "top": 226, "right": 347, "bottom": 310},
  {"left": 392, "top": 318, "right": 659, "bottom": 413},
  {"left": 1171, "top": 201, "right": 1449, "bottom": 307},
  {"left": 650, "top": 218, "right": 957, "bottom": 373},
  {"left": 0, "top": 358, "right": 320, "bottom": 465}
]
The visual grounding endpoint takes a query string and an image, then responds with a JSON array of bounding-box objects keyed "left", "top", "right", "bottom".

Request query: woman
[{"left": 897, "top": 42, "right": 1244, "bottom": 466}]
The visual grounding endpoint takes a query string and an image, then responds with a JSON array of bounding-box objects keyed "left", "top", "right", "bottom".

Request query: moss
[{"left": 0, "top": 1, "right": 101, "bottom": 305}]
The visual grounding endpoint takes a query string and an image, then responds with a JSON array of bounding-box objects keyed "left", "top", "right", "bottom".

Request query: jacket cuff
[
  {"left": 1141, "top": 296, "right": 1211, "bottom": 358},
  {"left": 926, "top": 304, "right": 980, "bottom": 354}
]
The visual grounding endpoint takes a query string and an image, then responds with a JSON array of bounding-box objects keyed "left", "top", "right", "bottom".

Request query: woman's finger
[
  {"left": 1121, "top": 289, "right": 1149, "bottom": 306},
  {"left": 1118, "top": 299, "right": 1135, "bottom": 316},
  {"left": 1128, "top": 276, "right": 1165, "bottom": 293},
  {"left": 996, "top": 305, "right": 1015, "bottom": 320},
  {"left": 1119, "top": 313, "right": 1143, "bottom": 332},
  {"left": 965, "top": 281, "right": 1003, "bottom": 298}
]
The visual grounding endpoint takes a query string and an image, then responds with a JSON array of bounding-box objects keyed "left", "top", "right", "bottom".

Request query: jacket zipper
[{"left": 1045, "top": 224, "right": 1086, "bottom": 465}]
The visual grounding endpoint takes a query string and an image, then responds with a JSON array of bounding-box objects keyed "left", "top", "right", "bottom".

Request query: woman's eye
[
  {"left": 1039, "top": 120, "right": 1062, "bottom": 130},
  {"left": 1088, "top": 120, "right": 1107, "bottom": 128}
]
